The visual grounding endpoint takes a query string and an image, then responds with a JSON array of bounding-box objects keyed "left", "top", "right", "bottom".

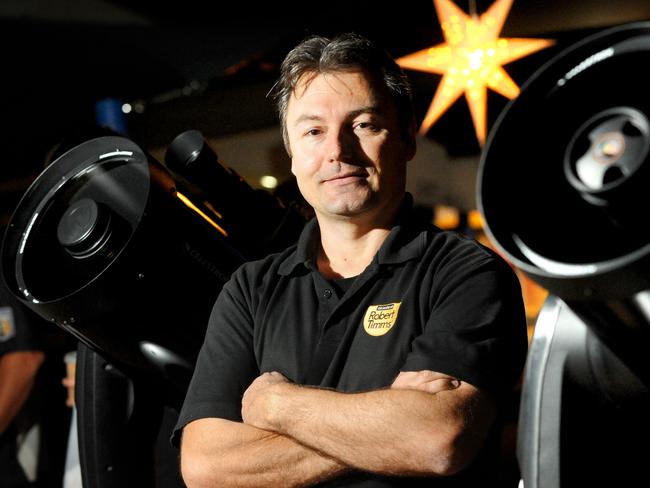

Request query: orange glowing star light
[{"left": 397, "top": 0, "right": 554, "bottom": 145}]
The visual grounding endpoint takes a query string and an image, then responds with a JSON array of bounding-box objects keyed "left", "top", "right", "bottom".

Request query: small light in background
[
  {"left": 433, "top": 204, "right": 460, "bottom": 229},
  {"left": 467, "top": 209, "right": 484, "bottom": 230},
  {"left": 259, "top": 175, "right": 278, "bottom": 189},
  {"left": 121, "top": 103, "right": 132, "bottom": 114}
]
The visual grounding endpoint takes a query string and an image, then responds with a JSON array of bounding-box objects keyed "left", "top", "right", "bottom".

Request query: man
[
  {"left": 174, "top": 32, "right": 527, "bottom": 487},
  {"left": 1, "top": 215, "right": 75, "bottom": 488},
  {"left": 1, "top": 276, "right": 45, "bottom": 487}
]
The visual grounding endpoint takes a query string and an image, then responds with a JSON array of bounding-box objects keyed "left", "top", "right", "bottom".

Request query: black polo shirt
[{"left": 175, "top": 198, "right": 528, "bottom": 486}]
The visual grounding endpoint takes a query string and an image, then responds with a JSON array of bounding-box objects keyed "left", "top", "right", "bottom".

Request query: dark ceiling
[{"left": 1, "top": 0, "right": 649, "bottom": 219}]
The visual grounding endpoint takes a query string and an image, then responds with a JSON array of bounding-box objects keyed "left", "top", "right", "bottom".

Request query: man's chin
[{"left": 319, "top": 199, "right": 374, "bottom": 219}]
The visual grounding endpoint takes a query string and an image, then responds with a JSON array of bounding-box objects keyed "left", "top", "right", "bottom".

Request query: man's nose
[{"left": 326, "top": 127, "right": 354, "bottom": 163}]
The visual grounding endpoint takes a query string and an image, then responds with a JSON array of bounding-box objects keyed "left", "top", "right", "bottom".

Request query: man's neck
[{"left": 315, "top": 196, "right": 404, "bottom": 279}]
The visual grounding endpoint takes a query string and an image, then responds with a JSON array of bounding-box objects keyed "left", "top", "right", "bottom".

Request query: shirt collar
[
  {"left": 375, "top": 194, "right": 429, "bottom": 265},
  {"left": 278, "top": 218, "right": 321, "bottom": 275},
  {"left": 277, "top": 193, "right": 429, "bottom": 276}
]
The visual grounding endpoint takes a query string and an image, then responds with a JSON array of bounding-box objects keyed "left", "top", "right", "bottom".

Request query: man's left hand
[{"left": 241, "top": 371, "right": 291, "bottom": 431}]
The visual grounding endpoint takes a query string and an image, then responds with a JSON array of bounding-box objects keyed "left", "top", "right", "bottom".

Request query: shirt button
[{"left": 323, "top": 289, "right": 332, "bottom": 299}]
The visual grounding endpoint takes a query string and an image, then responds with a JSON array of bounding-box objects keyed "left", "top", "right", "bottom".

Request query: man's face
[{"left": 286, "top": 70, "right": 415, "bottom": 222}]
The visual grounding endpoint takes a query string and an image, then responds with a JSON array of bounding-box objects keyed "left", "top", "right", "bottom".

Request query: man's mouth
[{"left": 324, "top": 172, "right": 367, "bottom": 183}]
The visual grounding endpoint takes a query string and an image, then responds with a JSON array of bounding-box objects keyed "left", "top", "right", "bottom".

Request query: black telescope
[
  {"left": 1, "top": 130, "right": 306, "bottom": 486},
  {"left": 478, "top": 22, "right": 650, "bottom": 487}
]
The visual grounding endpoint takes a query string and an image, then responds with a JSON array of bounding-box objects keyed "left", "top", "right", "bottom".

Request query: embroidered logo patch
[
  {"left": 363, "top": 302, "right": 401, "bottom": 336},
  {"left": 0, "top": 306, "right": 16, "bottom": 342}
]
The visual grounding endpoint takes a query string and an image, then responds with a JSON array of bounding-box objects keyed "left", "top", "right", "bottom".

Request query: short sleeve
[
  {"left": 171, "top": 269, "right": 259, "bottom": 447},
  {"left": 401, "top": 246, "right": 528, "bottom": 404}
]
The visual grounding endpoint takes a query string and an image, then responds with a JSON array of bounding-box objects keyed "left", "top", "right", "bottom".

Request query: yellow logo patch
[
  {"left": 0, "top": 306, "right": 16, "bottom": 342},
  {"left": 363, "top": 302, "right": 401, "bottom": 336}
]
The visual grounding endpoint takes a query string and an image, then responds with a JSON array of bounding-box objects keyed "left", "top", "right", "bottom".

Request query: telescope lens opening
[
  {"left": 15, "top": 156, "right": 147, "bottom": 302},
  {"left": 565, "top": 107, "right": 650, "bottom": 192},
  {"left": 479, "top": 23, "right": 650, "bottom": 276}
]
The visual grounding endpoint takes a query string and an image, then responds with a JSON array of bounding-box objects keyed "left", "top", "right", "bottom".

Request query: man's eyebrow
[
  {"left": 293, "top": 114, "right": 324, "bottom": 126},
  {"left": 348, "top": 106, "right": 382, "bottom": 119}
]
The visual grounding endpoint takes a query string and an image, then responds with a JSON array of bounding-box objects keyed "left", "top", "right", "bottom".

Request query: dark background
[{"left": 1, "top": 0, "right": 649, "bottom": 219}]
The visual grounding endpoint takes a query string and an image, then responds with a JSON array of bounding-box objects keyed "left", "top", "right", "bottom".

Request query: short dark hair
[{"left": 270, "top": 32, "right": 415, "bottom": 151}]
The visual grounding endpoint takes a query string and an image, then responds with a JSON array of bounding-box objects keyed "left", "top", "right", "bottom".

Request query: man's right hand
[{"left": 391, "top": 370, "right": 461, "bottom": 393}]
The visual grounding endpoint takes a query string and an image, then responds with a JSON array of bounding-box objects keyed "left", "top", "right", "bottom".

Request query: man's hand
[
  {"left": 241, "top": 371, "right": 291, "bottom": 431},
  {"left": 391, "top": 370, "right": 461, "bottom": 394}
]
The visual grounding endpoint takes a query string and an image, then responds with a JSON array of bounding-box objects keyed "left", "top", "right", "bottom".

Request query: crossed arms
[{"left": 180, "top": 370, "right": 496, "bottom": 488}]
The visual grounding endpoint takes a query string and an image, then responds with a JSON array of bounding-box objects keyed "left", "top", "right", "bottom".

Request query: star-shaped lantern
[{"left": 397, "top": 0, "right": 554, "bottom": 145}]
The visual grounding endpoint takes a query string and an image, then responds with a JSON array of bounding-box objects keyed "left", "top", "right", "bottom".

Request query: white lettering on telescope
[{"left": 557, "top": 48, "right": 615, "bottom": 86}]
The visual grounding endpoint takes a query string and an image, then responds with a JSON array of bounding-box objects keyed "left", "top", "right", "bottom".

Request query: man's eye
[
  {"left": 305, "top": 128, "right": 322, "bottom": 136},
  {"left": 355, "top": 122, "right": 378, "bottom": 131}
]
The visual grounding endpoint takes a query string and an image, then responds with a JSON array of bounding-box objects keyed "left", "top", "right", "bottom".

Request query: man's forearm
[
  {"left": 181, "top": 417, "right": 350, "bottom": 488},
  {"left": 0, "top": 351, "right": 44, "bottom": 433},
  {"left": 243, "top": 379, "right": 494, "bottom": 477}
]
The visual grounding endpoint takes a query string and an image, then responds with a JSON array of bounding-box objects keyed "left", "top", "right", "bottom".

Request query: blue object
[{"left": 94, "top": 98, "right": 128, "bottom": 135}]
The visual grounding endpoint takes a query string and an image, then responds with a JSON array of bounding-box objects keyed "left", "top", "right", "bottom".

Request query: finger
[
  {"left": 419, "top": 377, "right": 461, "bottom": 394},
  {"left": 391, "top": 370, "right": 461, "bottom": 391}
]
